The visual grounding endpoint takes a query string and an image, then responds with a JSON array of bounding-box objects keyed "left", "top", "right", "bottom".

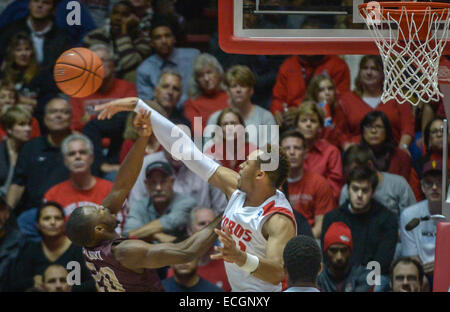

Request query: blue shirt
[
  {"left": 136, "top": 48, "right": 200, "bottom": 109},
  {"left": 162, "top": 277, "right": 223, "bottom": 292}
]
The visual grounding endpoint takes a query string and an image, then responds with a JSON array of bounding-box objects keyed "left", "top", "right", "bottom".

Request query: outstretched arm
[
  {"left": 95, "top": 97, "right": 239, "bottom": 199},
  {"left": 113, "top": 214, "right": 223, "bottom": 269},
  {"left": 101, "top": 110, "right": 152, "bottom": 214}
]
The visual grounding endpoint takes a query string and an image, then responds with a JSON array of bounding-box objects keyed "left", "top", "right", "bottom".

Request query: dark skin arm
[
  {"left": 113, "top": 214, "right": 223, "bottom": 269},
  {"left": 101, "top": 110, "right": 152, "bottom": 214}
]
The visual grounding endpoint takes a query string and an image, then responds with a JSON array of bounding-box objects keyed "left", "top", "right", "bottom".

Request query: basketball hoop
[{"left": 359, "top": 1, "right": 450, "bottom": 105}]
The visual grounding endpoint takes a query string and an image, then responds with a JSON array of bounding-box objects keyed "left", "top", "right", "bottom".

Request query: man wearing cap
[
  {"left": 400, "top": 159, "right": 446, "bottom": 279},
  {"left": 318, "top": 222, "right": 373, "bottom": 292},
  {"left": 123, "top": 160, "right": 197, "bottom": 243}
]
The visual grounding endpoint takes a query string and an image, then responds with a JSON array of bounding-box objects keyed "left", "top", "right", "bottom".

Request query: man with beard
[
  {"left": 317, "top": 222, "right": 373, "bottom": 292},
  {"left": 124, "top": 161, "right": 196, "bottom": 243}
]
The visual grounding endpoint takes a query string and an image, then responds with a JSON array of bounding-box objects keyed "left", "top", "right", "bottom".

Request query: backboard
[{"left": 218, "top": 0, "right": 450, "bottom": 55}]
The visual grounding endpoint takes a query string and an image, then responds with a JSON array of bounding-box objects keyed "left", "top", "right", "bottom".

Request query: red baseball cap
[{"left": 323, "top": 222, "right": 353, "bottom": 252}]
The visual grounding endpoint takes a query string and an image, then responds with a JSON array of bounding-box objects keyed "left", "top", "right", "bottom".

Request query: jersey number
[
  {"left": 238, "top": 240, "right": 247, "bottom": 252},
  {"left": 85, "top": 261, "right": 125, "bottom": 292}
]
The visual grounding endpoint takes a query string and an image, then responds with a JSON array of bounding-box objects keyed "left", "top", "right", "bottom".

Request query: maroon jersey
[{"left": 83, "top": 238, "right": 165, "bottom": 292}]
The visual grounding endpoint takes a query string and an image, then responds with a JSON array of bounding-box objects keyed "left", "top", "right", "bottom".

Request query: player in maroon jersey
[{"left": 65, "top": 110, "right": 221, "bottom": 292}]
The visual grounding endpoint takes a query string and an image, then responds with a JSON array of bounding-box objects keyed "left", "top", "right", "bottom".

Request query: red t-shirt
[
  {"left": 303, "top": 139, "right": 344, "bottom": 202},
  {"left": 183, "top": 91, "right": 230, "bottom": 137},
  {"left": 288, "top": 171, "right": 336, "bottom": 226},
  {"left": 339, "top": 91, "right": 415, "bottom": 144},
  {"left": 69, "top": 79, "right": 137, "bottom": 131},
  {"left": 44, "top": 177, "right": 113, "bottom": 219},
  {"left": 270, "top": 55, "right": 350, "bottom": 113},
  {"left": 166, "top": 258, "right": 231, "bottom": 292}
]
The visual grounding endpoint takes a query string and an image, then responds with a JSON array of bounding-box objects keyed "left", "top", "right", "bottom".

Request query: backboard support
[{"left": 218, "top": 0, "right": 450, "bottom": 55}]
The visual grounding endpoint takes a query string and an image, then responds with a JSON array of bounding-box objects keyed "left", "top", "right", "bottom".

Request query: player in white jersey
[{"left": 94, "top": 96, "right": 297, "bottom": 292}]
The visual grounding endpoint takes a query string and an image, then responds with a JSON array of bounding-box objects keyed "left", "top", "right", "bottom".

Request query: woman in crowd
[
  {"left": 0, "top": 106, "right": 32, "bottom": 196},
  {"left": 360, "top": 111, "right": 422, "bottom": 201},
  {"left": 295, "top": 101, "right": 344, "bottom": 202},
  {"left": 0, "top": 80, "right": 40, "bottom": 140},
  {"left": 0, "top": 32, "right": 58, "bottom": 127},
  {"left": 305, "top": 74, "right": 351, "bottom": 149},
  {"left": 204, "top": 107, "right": 256, "bottom": 172},
  {"left": 339, "top": 55, "right": 415, "bottom": 152},
  {"left": 417, "top": 117, "right": 449, "bottom": 178},
  {"left": 184, "top": 53, "right": 229, "bottom": 138},
  {"left": 10, "top": 202, "right": 94, "bottom": 292}
]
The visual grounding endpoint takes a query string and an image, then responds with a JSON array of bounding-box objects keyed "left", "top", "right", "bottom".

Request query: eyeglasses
[
  {"left": 422, "top": 179, "right": 442, "bottom": 189},
  {"left": 364, "top": 125, "right": 385, "bottom": 131}
]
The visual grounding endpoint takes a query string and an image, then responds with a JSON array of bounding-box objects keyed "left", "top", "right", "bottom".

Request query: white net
[{"left": 360, "top": 3, "right": 450, "bottom": 105}]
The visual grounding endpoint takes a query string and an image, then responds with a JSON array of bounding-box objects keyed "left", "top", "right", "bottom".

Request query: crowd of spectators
[{"left": 0, "top": 0, "right": 448, "bottom": 292}]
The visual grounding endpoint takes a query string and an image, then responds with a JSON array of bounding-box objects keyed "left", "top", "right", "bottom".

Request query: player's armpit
[
  {"left": 252, "top": 213, "right": 296, "bottom": 285},
  {"left": 208, "top": 166, "right": 239, "bottom": 199}
]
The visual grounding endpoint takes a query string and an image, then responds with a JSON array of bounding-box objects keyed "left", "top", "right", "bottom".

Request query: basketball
[{"left": 53, "top": 47, "right": 104, "bottom": 98}]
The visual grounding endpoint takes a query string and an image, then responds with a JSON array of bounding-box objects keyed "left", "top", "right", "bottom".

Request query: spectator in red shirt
[
  {"left": 294, "top": 101, "right": 344, "bottom": 202},
  {"left": 70, "top": 44, "right": 138, "bottom": 131},
  {"left": 183, "top": 53, "right": 229, "bottom": 138},
  {"left": 166, "top": 206, "right": 231, "bottom": 292},
  {"left": 43, "top": 133, "right": 114, "bottom": 227},
  {"left": 204, "top": 108, "right": 256, "bottom": 172},
  {"left": 339, "top": 55, "right": 415, "bottom": 149},
  {"left": 305, "top": 74, "right": 352, "bottom": 150},
  {"left": 360, "top": 111, "right": 423, "bottom": 201},
  {"left": 270, "top": 55, "right": 351, "bottom": 124},
  {"left": 281, "top": 129, "right": 336, "bottom": 238}
]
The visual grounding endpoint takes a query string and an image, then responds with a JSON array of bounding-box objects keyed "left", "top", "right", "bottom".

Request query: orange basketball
[{"left": 53, "top": 47, "right": 104, "bottom": 98}]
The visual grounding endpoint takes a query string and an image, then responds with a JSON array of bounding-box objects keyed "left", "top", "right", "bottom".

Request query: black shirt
[
  {"left": 10, "top": 240, "right": 94, "bottom": 291},
  {"left": 321, "top": 200, "right": 398, "bottom": 275},
  {"left": 12, "top": 135, "right": 70, "bottom": 214}
]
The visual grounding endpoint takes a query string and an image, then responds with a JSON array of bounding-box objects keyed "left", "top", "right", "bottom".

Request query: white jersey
[{"left": 222, "top": 189, "right": 297, "bottom": 292}]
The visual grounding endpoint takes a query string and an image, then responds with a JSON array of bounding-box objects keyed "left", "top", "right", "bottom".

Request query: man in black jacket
[{"left": 321, "top": 165, "right": 398, "bottom": 279}]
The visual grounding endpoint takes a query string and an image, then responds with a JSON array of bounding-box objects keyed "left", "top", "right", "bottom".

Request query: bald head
[{"left": 66, "top": 206, "right": 97, "bottom": 247}]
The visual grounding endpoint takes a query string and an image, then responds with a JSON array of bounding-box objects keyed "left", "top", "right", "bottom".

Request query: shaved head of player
[
  {"left": 94, "top": 97, "right": 297, "bottom": 292},
  {"left": 65, "top": 110, "right": 221, "bottom": 292}
]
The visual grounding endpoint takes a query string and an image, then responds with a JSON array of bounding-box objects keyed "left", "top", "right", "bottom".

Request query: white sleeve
[
  {"left": 400, "top": 211, "right": 419, "bottom": 257},
  {"left": 135, "top": 99, "right": 220, "bottom": 182}
]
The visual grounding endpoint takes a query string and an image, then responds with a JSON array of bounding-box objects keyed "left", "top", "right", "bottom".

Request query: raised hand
[
  {"left": 94, "top": 97, "right": 140, "bottom": 120},
  {"left": 210, "top": 225, "right": 246, "bottom": 266},
  {"left": 133, "top": 110, "right": 152, "bottom": 137}
]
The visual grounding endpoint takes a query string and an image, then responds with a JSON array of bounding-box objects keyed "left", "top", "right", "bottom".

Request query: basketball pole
[{"left": 442, "top": 119, "right": 450, "bottom": 221}]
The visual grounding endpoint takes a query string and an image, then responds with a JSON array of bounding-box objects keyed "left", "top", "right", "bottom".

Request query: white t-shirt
[
  {"left": 363, "top": 96, "right": 382, "bottom": 109},
  {"left": 222, "top": 189, "right": 296, "bottom": 292},
  {"left": 400, "top": 200, "right": 438, "bottom": 264}
]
